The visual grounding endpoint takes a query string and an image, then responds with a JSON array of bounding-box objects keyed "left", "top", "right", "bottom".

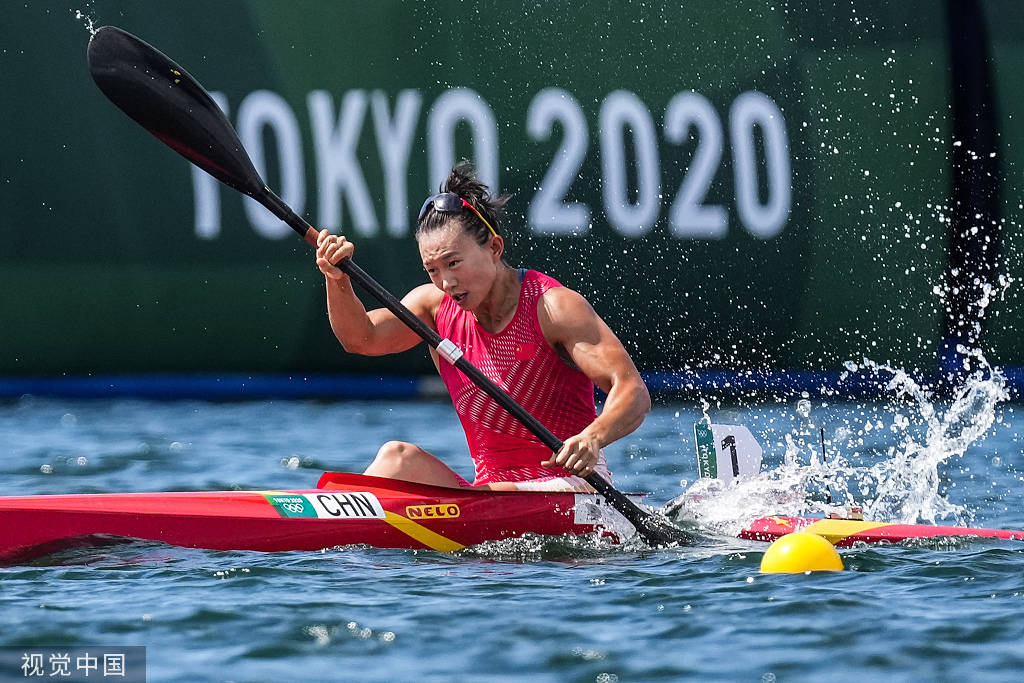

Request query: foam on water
[{"left": 456, "top": 532, "right": 627, "bottom": 563}]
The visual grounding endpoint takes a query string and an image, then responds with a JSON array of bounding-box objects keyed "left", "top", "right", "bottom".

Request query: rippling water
[{"left": 1, "top": 385, "right": 1022, "bottom": 681}]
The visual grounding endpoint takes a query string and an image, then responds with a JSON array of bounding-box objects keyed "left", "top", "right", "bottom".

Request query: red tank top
[{"left": 434, "top": 270, "right": 598, "bottom": 484}]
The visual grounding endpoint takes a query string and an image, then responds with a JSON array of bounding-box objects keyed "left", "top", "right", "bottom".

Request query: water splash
[
  {"left": 667, "top": 352, "right": 1008, "bottom": 535},
  {"left": 665, "top": 464, "right": 820, "bottom": 536},
  {"left": 72, "top": 9, "right": 98, "bottom": 35},
  {"left": 850, "top": 352, "right": 1008, "bottom": 524}
]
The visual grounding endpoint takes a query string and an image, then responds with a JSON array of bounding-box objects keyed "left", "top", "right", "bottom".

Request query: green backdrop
[{"left": 1, "top": 2, "right": 1019, "bottom": 380}]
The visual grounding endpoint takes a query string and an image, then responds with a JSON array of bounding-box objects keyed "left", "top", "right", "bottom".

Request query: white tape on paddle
[
  {"left": 694, "top": 423, "right": 763, "bottom": 481},
  {"left": 436, "top": 338, "right": 464, "bottom": 365}
]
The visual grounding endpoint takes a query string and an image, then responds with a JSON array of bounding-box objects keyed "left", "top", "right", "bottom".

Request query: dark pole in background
[{"left": 941, "top": 0, "right": 1002, "bottom": 384}]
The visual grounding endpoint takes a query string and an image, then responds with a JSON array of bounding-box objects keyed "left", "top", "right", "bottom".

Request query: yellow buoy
[{"left": 760, "top": 532, "right": 844, "bottom": 573}]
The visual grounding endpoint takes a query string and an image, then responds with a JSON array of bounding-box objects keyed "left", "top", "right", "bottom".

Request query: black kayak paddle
[{"left": 86, "top": 26, "right": 692, "bottom": 547}]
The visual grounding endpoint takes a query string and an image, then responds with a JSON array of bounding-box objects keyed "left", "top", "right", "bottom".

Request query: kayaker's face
[{"left": 419, "top": 223, "right": 503, "bottom": 310}]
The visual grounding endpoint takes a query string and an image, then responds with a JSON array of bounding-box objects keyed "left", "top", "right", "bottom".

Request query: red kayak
[
  {"left": 740, "top": 516, "right": 1024, "bottom": 546},
  {"left": 0, "top": 473, "right": 627, "bottom": 562},
  {"left": 3, "top": 473, "right": 1023, "bottom": 562}
]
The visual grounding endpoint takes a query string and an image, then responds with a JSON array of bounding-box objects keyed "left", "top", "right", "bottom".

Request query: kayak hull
[
  {"left": 740, "top": 516, "right": 1024, "bottom": 546},
  {"left": 0, "top": 473, "right": 618, "bottom": 561},
  {"left": 4, "top": 473, "right": 1023, "bottom": 562}
]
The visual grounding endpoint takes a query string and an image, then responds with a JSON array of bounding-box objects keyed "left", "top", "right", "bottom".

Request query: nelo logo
[{"left": 405, "top": 504, "right": 461, "bottom": 520}]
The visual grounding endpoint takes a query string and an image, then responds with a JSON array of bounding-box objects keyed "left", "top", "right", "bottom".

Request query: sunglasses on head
[{"left": 417, "top": 192, "right": 498, "bottom": 237}]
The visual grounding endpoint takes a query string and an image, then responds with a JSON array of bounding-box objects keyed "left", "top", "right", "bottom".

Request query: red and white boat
[
  {"left": 0, "top": 473, "right": 627, "bottom": 561},
  {"left": 2, "top": 472, "right": 1022, "bottom": 563}
]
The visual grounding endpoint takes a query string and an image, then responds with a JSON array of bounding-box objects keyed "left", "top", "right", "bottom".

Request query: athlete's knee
[{"left": 374, "top": 441, "right": 419, "bottom": 466}]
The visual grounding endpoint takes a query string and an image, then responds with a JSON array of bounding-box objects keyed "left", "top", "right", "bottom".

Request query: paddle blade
[
  {"left": 87, "top": 26, "right": 264, "bottom": 198},
  {"left": 585, "top": 473, "right": 694, "bottom": 546}
]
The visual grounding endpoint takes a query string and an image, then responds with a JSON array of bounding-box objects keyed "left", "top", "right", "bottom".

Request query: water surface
[{"left": 1, "top": 391, "right": 1022, "bottom": 682}]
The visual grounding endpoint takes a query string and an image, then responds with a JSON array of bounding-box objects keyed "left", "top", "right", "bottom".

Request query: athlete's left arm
[{"left": 537, "top": 287, "right": 651, "bottom": 476}]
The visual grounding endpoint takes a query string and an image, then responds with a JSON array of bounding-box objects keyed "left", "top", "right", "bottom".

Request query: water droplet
[{"left": 796, "top": 399, "right": 811, "bottom": 419}]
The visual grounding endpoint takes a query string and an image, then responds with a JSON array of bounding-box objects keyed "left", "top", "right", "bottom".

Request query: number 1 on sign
[{"left": 693, "top": 423, "right": 763, "bottom": 482}]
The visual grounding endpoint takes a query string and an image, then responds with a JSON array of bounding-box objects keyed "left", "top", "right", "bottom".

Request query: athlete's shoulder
[
  {"left": 536, "top": 283, "right": 601, "bottom": 343},
  {"left": 538, "top": 284, "right": 595, "bottom": 316},
  {"left": 525, "top": 269, "right": 564, "bottom": 291}
]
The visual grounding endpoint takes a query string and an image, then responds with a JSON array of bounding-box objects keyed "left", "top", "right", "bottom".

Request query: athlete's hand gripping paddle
[{"left": 86, "top": 26, "right": 692, "bottom": 547}]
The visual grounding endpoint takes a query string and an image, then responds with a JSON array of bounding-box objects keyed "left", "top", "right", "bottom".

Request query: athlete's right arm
[{"left": 316, "top": 229, "right": 441, "bottom": 356}]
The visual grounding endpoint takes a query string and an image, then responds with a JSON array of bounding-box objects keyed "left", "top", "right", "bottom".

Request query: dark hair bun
[{"left": 417, "top": 160, "right": 511, "bottom": 246}]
